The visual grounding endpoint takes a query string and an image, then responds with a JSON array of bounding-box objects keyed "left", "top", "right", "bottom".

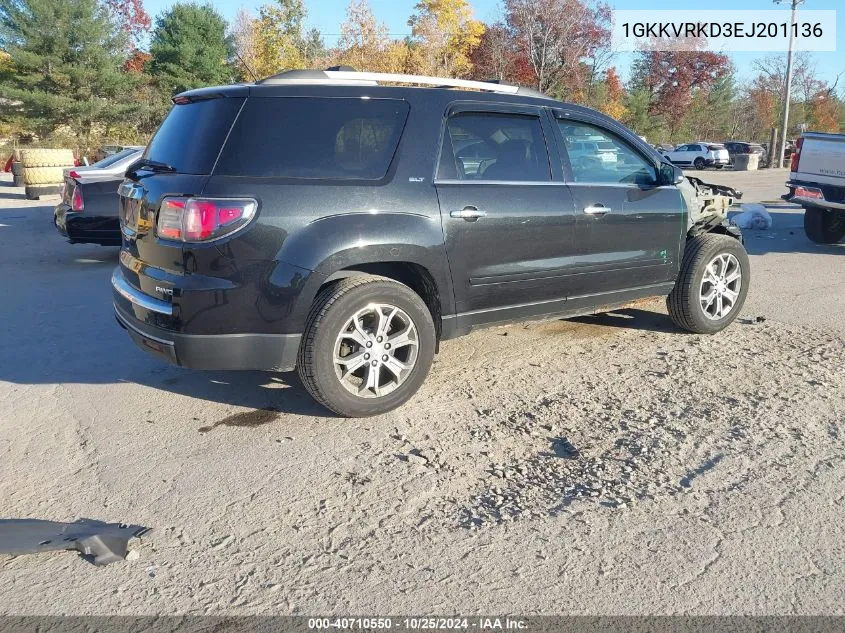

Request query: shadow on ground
[
  {"left": 0, "top": 221, "right": 333, "bottom": 417},
  {"left": 738, "top": 211, "right": 845, "bottom": 256},
  {"left": 570, "top": 308, "right": 679, "bottom": 334}
]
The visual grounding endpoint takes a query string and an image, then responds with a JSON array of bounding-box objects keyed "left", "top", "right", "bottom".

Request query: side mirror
[{"left": 660, "top": 161, "right": 684, "bottom": 185}]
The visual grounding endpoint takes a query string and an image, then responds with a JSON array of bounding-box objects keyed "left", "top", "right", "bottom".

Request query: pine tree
[
  {"left": 0, "top": 0, "right": 138, "bottom": 147},
  {"left": 147, "top": 3, "right": 233, "bottom": 95}
]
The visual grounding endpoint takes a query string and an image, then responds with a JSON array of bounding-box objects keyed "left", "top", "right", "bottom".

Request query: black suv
[
  {"left": 724, "top": 141, "right": 767, "bottom": 165},
  {"left": 113, "top": 69, "right": 750, "bottom": 417}
]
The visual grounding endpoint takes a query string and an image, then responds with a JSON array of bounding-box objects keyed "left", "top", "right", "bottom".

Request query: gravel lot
[{"left": 1, "top": 169, "right": 844, "bottom": 614}]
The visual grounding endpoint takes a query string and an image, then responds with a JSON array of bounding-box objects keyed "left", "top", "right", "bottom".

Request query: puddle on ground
[{"left": 198, "top": 407, "right": 281, "bottom": 433}]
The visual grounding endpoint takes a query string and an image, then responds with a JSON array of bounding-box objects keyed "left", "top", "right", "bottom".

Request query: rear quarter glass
[
  {"left": 145, "top": 97, "right": 245, "bottom": 175},
  {"left": 214, "top": 97, "right": 409, "bottom": 180}
]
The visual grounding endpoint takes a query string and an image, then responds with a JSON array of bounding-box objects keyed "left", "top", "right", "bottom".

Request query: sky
[{"left": 144, "top": 0, "right": 844, "bottom": 87}]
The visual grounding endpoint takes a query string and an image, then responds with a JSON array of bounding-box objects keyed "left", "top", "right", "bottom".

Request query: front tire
[
  {"left": 667, "top": 233, "right": 750, "bottom": 334},
  {"left": 804, "top": 207, "right": 845, "bottom": 244},
  {"left": 297, "top": 275, "right": 436, "bottom": 417}
]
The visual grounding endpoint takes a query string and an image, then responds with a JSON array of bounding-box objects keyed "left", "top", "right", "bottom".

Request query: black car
[
  {"left": 112, "top": 68, "right": 750, "bottom": 417},
  {"left": 54, "top": 174, "right": 123, "bottom": 246},
  {"left": 724, "top": 141, "right": 767, "bottom": 165}
]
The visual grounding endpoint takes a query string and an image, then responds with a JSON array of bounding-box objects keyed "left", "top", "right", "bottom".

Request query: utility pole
[{"left": 775, "top": 0, "right": 805, "bottom": 168}]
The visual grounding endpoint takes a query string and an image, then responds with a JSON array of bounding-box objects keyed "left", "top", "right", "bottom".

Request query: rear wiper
[{"left": 126, "top": 158, "right": 177, "bottom": 177}]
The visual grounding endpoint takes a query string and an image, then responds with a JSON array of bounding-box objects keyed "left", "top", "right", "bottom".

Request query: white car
[
  {"left": 662, "top": 142, "right": 730, "bottom": 170},
  {"left": 566, "top": 139, "right": 618, "bottom": 168}
]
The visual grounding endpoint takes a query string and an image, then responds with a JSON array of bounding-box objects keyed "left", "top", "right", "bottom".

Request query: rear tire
[
  {"left": 803, "top": 207, "right": 845, "bottom": 244},
  {"left": 297, "top": 275, "right": 436, "bottom": 417},
  {"left": 693, "top": 157, "right": 705, "bottom": 170},
  {"left": 667, "top": 233, "right": 750, "bottom": 334}
]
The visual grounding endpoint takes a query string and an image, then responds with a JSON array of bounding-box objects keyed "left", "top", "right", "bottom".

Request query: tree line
[{"left": 1, "top": 0, "right": 843, "bottom": 153}]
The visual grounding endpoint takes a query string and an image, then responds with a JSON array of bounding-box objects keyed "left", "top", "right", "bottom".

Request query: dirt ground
[{"left": 1, "top": 170, "right": 844, "bottom": 615}]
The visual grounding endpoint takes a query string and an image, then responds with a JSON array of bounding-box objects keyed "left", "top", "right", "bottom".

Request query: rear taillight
[
  {"left": 794, "top": 186, "right": 823, "bottom": 200},
  {"left": 69, "top": 170, "right": 80, "bottom": 179},
  {"left": 155, "top": 197, "right": 257, "bottom": 243},
  {"left": 71, "top": 184, "right": 84, "bottom": 211},
  {"left": 790, "top": 137, "right": 804, "bottom": 172}
]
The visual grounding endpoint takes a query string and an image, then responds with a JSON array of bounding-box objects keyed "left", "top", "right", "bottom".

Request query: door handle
[
  {"left": 451, "top": 206, "right": 487, "bottom": 221},
  {"left": 584, "top": 204, "right": 611, "bottom": 216}
]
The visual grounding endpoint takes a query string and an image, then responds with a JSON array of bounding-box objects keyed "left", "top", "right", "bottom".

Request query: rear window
[
  {"left": 215, "top": 97, "right": 409, "bottom": 180},
  {"left": 95, "top": 148, "right": 137, "bottom": 168},
  {"left": 145, "top": 97, "right": 245, "bottom": 174}
]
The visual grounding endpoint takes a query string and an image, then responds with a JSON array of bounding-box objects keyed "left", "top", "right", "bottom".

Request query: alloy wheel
[
  {"left": 333, "top": 303, "right": 420, "bottom": 398},
  {"left": 699, "top": 253, "right": 742, "bottom": 320}
]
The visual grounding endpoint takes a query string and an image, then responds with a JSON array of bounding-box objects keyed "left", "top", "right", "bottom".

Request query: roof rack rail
[{"left": 257, "top": 69, "right": 533, "bottom": 96}]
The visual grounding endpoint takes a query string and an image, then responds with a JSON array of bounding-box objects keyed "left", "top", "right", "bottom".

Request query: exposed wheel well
[
  {"left": 322, "top": 263, "right": 443, "bottom": 342},
  {"left": 688, "top": 222, "right": 744, "bottom": 243}
]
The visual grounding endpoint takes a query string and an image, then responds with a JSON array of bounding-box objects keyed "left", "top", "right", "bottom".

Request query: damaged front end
[{"left": 679, "top": 176, "right": 743, "bottom": 240}]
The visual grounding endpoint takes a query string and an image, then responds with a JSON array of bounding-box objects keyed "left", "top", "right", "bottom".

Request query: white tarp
[{"left": 730, "top": 203, "right": 773, "bottom": 230}]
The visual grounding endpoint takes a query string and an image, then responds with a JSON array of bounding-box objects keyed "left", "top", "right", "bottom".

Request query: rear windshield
[
  {"left": 215, "top": 97, "right": 409, "bottom": 180},
  {"left": 95, "top": 148, "right": 138, "bottom": 168},
  {"left": 145, "top": 97, "right": 245, "bottom": 174}
]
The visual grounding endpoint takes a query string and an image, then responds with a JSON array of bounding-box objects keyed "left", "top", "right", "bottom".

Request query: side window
[
  {"left": 691, "top": 144, "right": 703, "bottom": 152},
  {"left": 558, "top": 119, "right": 658, "bottom": 186},
  {"left": 675, "top": 145, "right": 688, "bottom": 152},
  {"left": 438, "top": 112, "right": 551, "bottom": 182},
  {"left": 216, "top": 97, "right": 409, "bottom": 179}
]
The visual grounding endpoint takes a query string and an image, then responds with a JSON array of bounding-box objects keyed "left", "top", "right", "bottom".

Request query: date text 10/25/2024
[{"left": 307, "top": 617, "right": 528, "bottom": 631}]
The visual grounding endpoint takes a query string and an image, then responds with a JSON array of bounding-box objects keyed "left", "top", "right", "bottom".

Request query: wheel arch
[
  {"left": 688, "top": 219, "right": 744, "bottom": 244},
  {"left": 325, "top": 263, "right": 444, "bottom": 342},
  {"left": 278, "top": 212, "right": 455, "bottom": 338}
]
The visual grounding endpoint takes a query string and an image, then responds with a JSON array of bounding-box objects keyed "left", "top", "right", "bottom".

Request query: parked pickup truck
[{"left": 784, "top": 132, "right": 845, "bottom": 244}]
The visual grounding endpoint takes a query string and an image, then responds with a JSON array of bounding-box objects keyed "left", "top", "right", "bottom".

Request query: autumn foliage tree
[
  {"left": 102, "top": 0, "right": 150, "bottom": 50},
  {"left": 598, "top": 67, "right": 625, "bottom": 120},
  {"left": 808, "top": 89, "right": 841, "bottom": 133},
  {"left": 631, "top": 45, "right": 732, "bottom": 137},
  {"left": 253, "top": 0, "right": 306, "bottom": 77},
  {"left": 468, "top": 22, "right": 533, "bottom": 85},
  {"left": 407, "top": 0, "right": 484, "bottom": 78},
  {"left": 230, "top": 8, "right": 259, "bottom": 81},
  {"left": 337, "top": 0, "right": 394, "bottom": 72},
  {"left": 505, "top": 0, "right": 610, "bottom": 98}
]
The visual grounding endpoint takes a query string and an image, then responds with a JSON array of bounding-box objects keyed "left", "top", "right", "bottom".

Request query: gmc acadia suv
[{"left": 112, "top": 69, "right": 750, "bottom": 417}]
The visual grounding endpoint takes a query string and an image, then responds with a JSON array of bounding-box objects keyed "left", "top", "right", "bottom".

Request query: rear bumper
[
  {"left": 784, "top": 181, "right": 845, "bottom": 212},
  {"left": 705, "top": 158, "right": 730, "bottom": 166},
  {"left": 54, "top": 203, "right": 121, "bottom": 245},
  {"left": 112, "top": 268, "right": 301, "bottom": 372}
]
